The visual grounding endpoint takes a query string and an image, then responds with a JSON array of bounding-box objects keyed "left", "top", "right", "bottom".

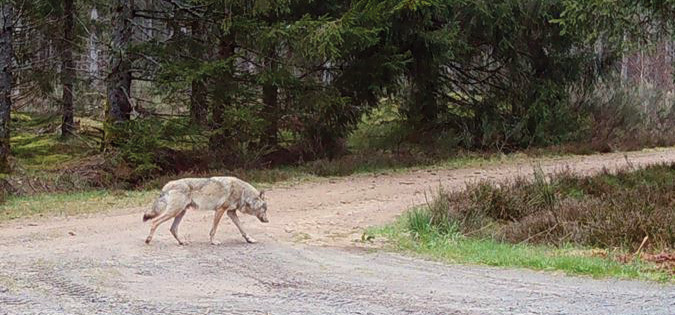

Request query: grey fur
[{"left": 143, "top": 177, "right": 269, "bottom": 245}]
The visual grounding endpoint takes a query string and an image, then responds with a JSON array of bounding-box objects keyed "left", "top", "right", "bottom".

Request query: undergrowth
[
  {"left": 371, "top": 214, "right": 671, "bottom": 281},
  {"left": 370, "top": 163, "right": 675, "bottom": 281},
  {"left": 441, "top": 163, "right": 675, "bottom": 251}
]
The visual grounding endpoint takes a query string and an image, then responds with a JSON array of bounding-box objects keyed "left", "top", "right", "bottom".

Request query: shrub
[
  {"left": 429, "top": 163, "right": 675, "bottom": 251},
  {"left": 105, "top": 117, "right": 206, "bottom": 183},
  {"left": 580, "top": 79, "right": 675, "bottom": 151}
]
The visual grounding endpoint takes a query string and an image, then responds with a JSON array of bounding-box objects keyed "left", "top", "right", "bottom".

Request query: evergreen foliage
[{"left": 0, "top": 0, "right": 672, "bottom": 175}]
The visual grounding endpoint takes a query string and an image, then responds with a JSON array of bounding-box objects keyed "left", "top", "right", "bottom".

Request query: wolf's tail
[{"left": 143, "top": 192, "right": 167, "bottom": 222}]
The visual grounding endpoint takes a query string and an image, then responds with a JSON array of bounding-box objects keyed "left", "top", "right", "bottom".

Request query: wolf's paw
[
  {"left": 244, "top": 236, "right": 257, "bottom": 244},
  {"left": 145, "top": 237, "right": 152, "bottom": 244},
  {"left": 210, "top": 240, "right": 221, "bottom": 246},
  {"left": 177, "top": 240, "right": 189, "bottom": 246}
]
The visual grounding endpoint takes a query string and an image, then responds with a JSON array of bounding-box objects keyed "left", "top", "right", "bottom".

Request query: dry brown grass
[{"left": 430, "top": 163, "right": 675, "bottom": 252}]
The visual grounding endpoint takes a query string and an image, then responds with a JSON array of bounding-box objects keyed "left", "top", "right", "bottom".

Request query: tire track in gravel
[{"left": 0, "top": 149, "right": 674, "bottom": 314}]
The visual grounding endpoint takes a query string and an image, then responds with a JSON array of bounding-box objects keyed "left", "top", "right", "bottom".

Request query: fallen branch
[
  {"left": 518, "top": 223, "right": 559, "bottom": 245},
  {"left": 634, "top": 235, "right": 649, "bottom": 257}
]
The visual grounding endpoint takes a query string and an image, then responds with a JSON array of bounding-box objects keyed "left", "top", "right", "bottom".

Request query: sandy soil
[{"left": 0, "top": 149, "right": 674, "bottom": 314}]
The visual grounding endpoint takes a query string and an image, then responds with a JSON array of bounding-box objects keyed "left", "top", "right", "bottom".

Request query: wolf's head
[{"left": 250, "top": 190, "right": 269, "bottom": 223}]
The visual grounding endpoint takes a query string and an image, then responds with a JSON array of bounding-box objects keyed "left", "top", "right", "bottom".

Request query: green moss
[
  {"left": 13, "top": 136, "right": 57, "bottom": 153},
  {"left": 31, "top": 154, "right": 73, "bottom": 167},
  {"left": 9, "top": 112, "right": 95, "bottom": 171},
  {"left": 10, "top": 113, "right": 32, "bottom": 122},
  {"left": 10, "top": 134, "right": 80, "bottom": 170}
]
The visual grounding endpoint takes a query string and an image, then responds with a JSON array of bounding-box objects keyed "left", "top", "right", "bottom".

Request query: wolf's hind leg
[
  {"left": 146, "top": 192, "right": 191, "bottom": 244},
  {"left": 169, "top": 208, "right": 188, "bottom": 245},
  {"left": 227, "top": 210, "right": 256, "bottom": 243},
  {"left": 209, "top": 208, "right": 227, "bottom": 245},
  {"left": 145, "top": 212, "right": 175, "bottom": 244}
]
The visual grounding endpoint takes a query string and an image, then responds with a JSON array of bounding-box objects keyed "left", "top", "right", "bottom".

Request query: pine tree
[
  {"left": 61, "top": 0, "right": 76, "bottom": 137},
  {"left": 105, "top": 0, "right": 134, "bottom": 146},
  {"left": 0, "top": 2, "right": 14, "bottom": 173}
]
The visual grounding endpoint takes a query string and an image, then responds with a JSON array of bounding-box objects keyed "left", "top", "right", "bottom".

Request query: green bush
[{"left": 106, "top": 117, "right": 205, "bottom": 182}]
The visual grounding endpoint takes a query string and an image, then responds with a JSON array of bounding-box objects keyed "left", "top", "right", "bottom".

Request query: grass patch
[
  {"left": 0, "top": 190, "right": 156, "bottom": 221},
  {"left": 370, "top": 209, "right": 672, "bottom": 282}
]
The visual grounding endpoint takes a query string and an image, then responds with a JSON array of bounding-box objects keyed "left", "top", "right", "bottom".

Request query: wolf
[{"left": 142, "top": 176, "right": 269, "bottom": 245}]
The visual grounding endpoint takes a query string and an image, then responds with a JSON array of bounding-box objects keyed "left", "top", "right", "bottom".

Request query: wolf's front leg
[
  {"left": 209, "top": 208, "right": 227, "bottom": 245},
  {"left": 227, "top": 210, "right": 257, "bottom": 243}
]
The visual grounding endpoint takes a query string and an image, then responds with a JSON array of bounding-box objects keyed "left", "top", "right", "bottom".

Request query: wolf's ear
[{"left": 259, "top": 190, "right": 266, "bottom": 200}]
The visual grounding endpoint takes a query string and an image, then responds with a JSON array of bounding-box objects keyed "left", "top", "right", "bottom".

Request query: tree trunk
[
  {"left": 0, "top": 4, "right": 13, "bottom": 173},
  {"left": 189, "top": 20, "right": 207, "bottom": 125},
  {"left": 190, "top": 79, "right": 207, "bottom": 124},
  {"left": 620, "top": 32, "right": 629, "bottom": 83},
  {"left": 261, "top": 46, "right": 279, "bottom": 148},
  {"left": 107, "top": 0, "right": 133, "bottom": 122},
  {"left": 105, "top": 0, "right": 134, "bottom": 146},
  {"left": 61, "top": 0, "right": 76, "bottom": 137},
  {"left": 406, "top": 41, "right": 439, "bottom": 130},
  {"left": 208, "top": 34, "right": 235, "bottom": 152},
  {"left": 262, "top": 77, "right": 278, "bottom": 148}
]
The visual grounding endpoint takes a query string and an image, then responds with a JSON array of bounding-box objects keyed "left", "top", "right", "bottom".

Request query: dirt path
[{"left": 1, "top": 149, "right": 674, "bottom": 314}]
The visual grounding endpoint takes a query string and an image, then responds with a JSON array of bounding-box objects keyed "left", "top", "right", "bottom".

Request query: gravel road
[{"left": 0, "top": 149, "right": 674, "bottom": 314}]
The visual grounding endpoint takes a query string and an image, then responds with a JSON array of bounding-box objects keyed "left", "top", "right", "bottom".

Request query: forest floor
[{"left": 0, "top": 148, "right": 674, "bottom": 314}]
